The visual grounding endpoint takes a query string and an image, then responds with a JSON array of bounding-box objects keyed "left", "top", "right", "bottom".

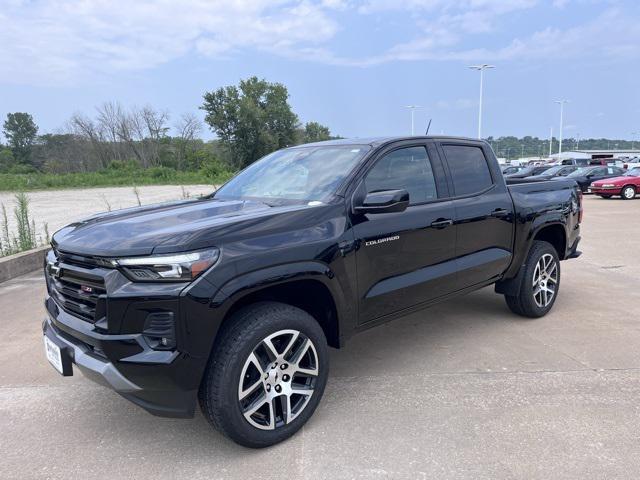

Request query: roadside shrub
[
  {"left": 0, "top": 148, "right": 15, "bottom": 173},
  {"left": 107, "top": 159, "right": 139, "bottom": 171},
  {"left": 0, "top": 192, "right": 48, "bottom": 257},
  {"left": 7, "top": 164, "right": 38, "bottom": 174},
  {"left": 147, "top": 166, "right": 175, "bottom": 180},
  {"left": 200, "top": 157, "right": 228, "bottom": 180}
]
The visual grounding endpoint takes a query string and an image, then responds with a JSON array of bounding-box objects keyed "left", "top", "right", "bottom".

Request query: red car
[{"left": 590, "top": 167, "right": 640, "bottom": 199}]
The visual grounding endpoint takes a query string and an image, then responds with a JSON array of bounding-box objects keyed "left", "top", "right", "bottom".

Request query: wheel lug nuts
[
  {"left": 280, "top": 364, "right": 288, "bottom": 370},
  {"left": 266, "top": 384, "right": 271, "bottom": 391},
  {"left": 283, "top": 374, "right": 290, "bottom": 382},
  {"left": 275, "top": 385, "right": 282, "bottom": 393}
]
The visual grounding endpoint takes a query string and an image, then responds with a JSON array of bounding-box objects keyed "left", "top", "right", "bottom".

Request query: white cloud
[
  {"left": 332, "top": 6, "right": 640, "bottom": 66},
  {"left": 0, "top": 0, "right": 340, "bottom": 85},
  {"left": 1, "top": 0, "right": 638, "bottom": 85}
]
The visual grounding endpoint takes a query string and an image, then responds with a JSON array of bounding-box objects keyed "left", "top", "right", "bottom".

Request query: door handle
[
  {"left": 431, "top": 219, "right": 453, "bottom": 229},
  {"left": 490, "top": 208, "right": 509, "bottom": 218}
]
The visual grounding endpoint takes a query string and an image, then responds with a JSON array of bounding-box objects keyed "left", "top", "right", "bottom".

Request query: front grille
[
  {"left": 54, "top": 249, "right": 114, "bottom": 269},
  {"left": 48, "top": 265, "right": 106, "bottom": 323}
]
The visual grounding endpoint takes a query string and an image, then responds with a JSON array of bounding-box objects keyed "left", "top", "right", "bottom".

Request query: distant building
[{"left": 550, "top": 149, "right": 640, "bottom": 160}]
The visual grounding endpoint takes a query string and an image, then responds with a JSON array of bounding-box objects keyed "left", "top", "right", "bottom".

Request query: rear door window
[{"left": 442, "top": 145, "right": 493, "bottom": 196}]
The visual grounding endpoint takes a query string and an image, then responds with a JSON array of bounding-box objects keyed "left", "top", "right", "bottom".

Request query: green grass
[{"left": 0, "top": 168, "right": 234, "bottom": 191}]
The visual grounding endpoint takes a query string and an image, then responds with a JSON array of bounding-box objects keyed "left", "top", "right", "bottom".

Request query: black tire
[
  {"left": 598, "top": 195, "right": 612, "bottom": 199},
  {"left": 504, "top": 240, "right": 560, "bottom": 318},
  {"left": 198, "top": 301, "right": 328, "bottom": 448},
  {"left": 621, "top": 185, "right": 636, "bottom": 200}
]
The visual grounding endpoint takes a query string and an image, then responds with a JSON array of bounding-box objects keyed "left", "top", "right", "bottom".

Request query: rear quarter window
[{"left": 442, "top": 145, "right": 493, "bottom": 196}]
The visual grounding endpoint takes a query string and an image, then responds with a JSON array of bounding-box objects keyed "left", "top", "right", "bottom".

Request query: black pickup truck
[{"left": 42, "top": 136, "right": 582, "bottom": 447}]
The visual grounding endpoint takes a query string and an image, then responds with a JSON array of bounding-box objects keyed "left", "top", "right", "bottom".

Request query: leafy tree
[
  {"left": 3, "top": 112, "right": 38, "bottom": 164},
  {"left": 302, "top": 121, "right": 332, "bottom": 143},
  {"left": 0, "top": 147, "right": 15, "bottom": 173},
  {"left": 201, "top": 77, "right": 299, "bottom": 168}
]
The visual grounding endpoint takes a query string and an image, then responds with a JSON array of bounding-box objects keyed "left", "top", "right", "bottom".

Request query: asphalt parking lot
[{"left": 1, "top": 195, "right": 639, "bottom": 479}]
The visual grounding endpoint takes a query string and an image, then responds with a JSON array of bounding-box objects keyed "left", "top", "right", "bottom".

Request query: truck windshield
[{"left": 214, "top": 145, "right": 370, "bottom": 204}]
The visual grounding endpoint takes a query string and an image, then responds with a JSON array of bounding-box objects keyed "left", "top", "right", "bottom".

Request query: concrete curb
[{"left": 0, "top": 246, "right": 49, "bottom": 283}]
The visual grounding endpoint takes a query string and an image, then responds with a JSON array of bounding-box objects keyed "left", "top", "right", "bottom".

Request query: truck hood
[{"left": 52, "top": 197, "right": 311, "bottom": 257}]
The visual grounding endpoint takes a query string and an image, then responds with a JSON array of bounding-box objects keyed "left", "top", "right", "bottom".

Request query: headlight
[
  {"left": 113, "top": 248, "right": 220, "bottom": 282},
  {"left": 601, "top": 184, "right": 615, "bottom": 188}
]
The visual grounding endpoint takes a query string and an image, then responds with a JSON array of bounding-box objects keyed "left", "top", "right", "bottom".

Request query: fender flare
[
  {"left": 496, "top": 220, "right": 567, "bottom": 296},
  {"left": 210, "top": 261, "right": 351, "bottom": 327}
]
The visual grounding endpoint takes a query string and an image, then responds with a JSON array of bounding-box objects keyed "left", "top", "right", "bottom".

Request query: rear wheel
[
  {"left": 621, "top": 185, "right": 636, "bottom": 200},
  {"left": 198, "top": 302, "right": 328, "bottom": 448},
  {"left": 504, "top": 241, "right": 560, "bottom": 318}
]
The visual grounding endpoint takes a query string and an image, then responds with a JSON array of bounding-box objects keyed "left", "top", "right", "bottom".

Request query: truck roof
[{"left": 292, "top": 136, "right": 486, "bottom": 148}]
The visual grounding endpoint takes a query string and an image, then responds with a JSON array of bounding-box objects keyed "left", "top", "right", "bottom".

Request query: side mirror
[{"left": 354, "top": 189, "right": 409, "bottom": 214}]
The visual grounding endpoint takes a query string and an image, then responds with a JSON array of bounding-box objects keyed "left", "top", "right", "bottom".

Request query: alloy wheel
[
  {"left": 238, "top": 329, "right": 318, "bottom": 430},
  {"left": 622, "top": 186, "right": 635, "bottom": 199},
  {"left": 532, "top": 253, "right": 558, "bottom": 308}
]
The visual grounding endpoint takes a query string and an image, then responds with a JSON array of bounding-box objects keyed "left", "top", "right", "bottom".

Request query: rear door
[
  {"left": 438, "top": 142, "right": 515, "bottom": 290},
  {"left": 351, "top": 141, "right": 457, "bottom": 324}
]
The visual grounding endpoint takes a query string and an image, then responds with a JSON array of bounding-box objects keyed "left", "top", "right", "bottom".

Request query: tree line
[
  {"left": 0, "top": 77, "right": 336, "bottom": 177},
  {"left": 1, "top": 76, "right": 637, "bottom": 176}
]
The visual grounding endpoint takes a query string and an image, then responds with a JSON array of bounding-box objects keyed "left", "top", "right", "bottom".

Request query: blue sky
[{"left": 1, "top": 0, "right": 639, "bottom": 141}]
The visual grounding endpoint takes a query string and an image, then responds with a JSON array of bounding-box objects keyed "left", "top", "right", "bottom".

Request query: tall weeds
[{"left": 0, "top": 192, "right": 48, "bottom": 257}]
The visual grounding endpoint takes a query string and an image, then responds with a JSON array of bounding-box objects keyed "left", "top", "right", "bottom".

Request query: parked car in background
[
  {"left": 558, "top": 158, "right": 590, "bottom": 166},
  {"left": 590, "top": 167, "right": 640, "bottom": 199},
  {"left": 622, "top": 158, "right": 640, "bottom": 170},
  {"left": 562, "top": 165, "right": 626, "bottom": 193},
  {"left": 502, "top": 165, "right": 526, "bottom": 175},
  {"left": 504, "top": 165, "right": 553, "bottom": 179},
  {"left": 532, "top": 165, "right": 579, "bottom": 179},
  {"left": 559, "top": 158, "right": 615, "bottom": 166}
]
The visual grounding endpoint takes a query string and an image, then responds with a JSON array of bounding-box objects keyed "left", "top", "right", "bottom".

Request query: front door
[{"left": 351, "top": 144, "right": 457, "bottom": 324}]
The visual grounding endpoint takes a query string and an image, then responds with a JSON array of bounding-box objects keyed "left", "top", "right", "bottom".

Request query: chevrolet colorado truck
[{"left": 42, "top": 136, "right": 582, "bottom": 447}]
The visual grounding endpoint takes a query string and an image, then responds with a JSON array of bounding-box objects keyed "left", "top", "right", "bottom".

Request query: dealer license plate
[{"left": 44, "top": 335, "right": 64, "bottom": 375}]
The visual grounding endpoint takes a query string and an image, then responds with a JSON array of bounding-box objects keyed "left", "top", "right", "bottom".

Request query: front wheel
[
  {"left": 504, "top": 240, "right": 560, "bottom": 318},
  {"left": 621, "top": 186, "right": 636, "bottom": 200},
  {"left": 198, "top": 302, "right": 329, "bottom": 448}
]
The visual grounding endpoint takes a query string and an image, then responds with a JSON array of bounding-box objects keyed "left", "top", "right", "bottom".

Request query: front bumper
[
  {"left": 590, "top": 186, "right": 622, "bottom": 195},
  {"left": 41, "top": 249, "right": 223, "bottom": 418},
  {"left": 43, "top": 311, "right": 196, "bottom": 418}
]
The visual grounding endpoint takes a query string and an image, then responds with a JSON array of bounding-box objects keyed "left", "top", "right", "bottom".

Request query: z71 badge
[{"left": 365, "top": 235, "right": 399, "bottom": 247}]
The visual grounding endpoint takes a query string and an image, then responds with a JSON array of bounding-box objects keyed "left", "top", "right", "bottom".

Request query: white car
[{"left": 622, "top": 158, "right": 640, "bottom": 170}]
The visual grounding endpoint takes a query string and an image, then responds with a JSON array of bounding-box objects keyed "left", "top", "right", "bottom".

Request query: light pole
[
  {"left": 404, "top": 105, "right": 423, "bottom": 136},
  {"left": 576, "top": 132, "right": 580, "bottom": 150},
  {"left": 555, "top": 100, "right": 569, "bottom": 155},
  {"left": 468, "top": 64, "right": 494, "bottom": 139},
  {"left": 549, "top": 126, "right": 553, "bottom": 157}
]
